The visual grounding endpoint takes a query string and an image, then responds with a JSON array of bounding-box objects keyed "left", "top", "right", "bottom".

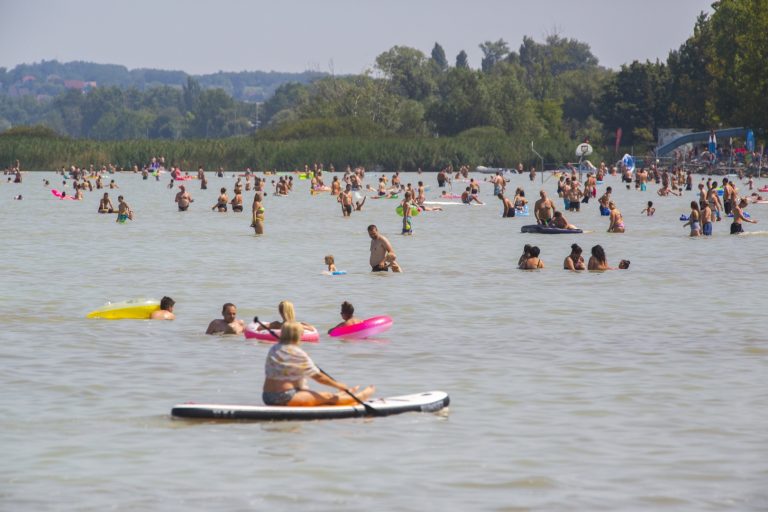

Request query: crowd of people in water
[{"left": 5, "top": 154, "right": 764, "bottom": 407}]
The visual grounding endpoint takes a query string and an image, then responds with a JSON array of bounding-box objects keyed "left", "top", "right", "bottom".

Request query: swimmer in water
[
  {"left": 564, "top": 243, "right": 586, "bottom": 271},
  {"left": 205, "top": 303, "right": 245, "bottom": 335},
  {"left": 328, "top": 301, "right": 362, "bottom": 334},
  {"left": 520, "top": 246, "right": 544, "bottom": 269},
  {"left": 641, "top": 201, "right": 655, "bottom": 216},
  {"left": 324, "top": 255, "right": 337, "bottom": 273},
  {"left": 587, "top": 245, "right": 629, "bottom": 270},
  {"left": 150, "top": 296, "right": 176, "bottom": 320},
  {"left": 517, "top": 244, "right": 532, "bottom": 268},
  {"left": 259, "top": 300, "right": 316, "bottom": 332}
]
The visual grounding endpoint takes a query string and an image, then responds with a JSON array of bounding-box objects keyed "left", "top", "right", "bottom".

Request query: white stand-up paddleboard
[{"left": 171, "top": 391, "right": 449, "bottom": 421}]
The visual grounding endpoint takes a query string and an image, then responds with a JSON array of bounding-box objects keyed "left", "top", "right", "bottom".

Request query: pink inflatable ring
[
  {"left": 328, "top": 316, "right": 393, "bottom": 339},
  {"left": 244, "top": 323, "right": 320, "bottom": 343}
]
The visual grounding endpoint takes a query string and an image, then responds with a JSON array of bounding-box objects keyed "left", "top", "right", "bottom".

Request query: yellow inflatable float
[{"left": 86, "top": 299, "right": 160, "bottom": 319}]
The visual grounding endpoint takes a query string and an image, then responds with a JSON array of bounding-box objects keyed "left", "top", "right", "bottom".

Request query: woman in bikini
[
  {"left": 212, "top": 187, "right": 228, "bottom": 212},
  {"left": 262, "top": 322, "right": 375, "bottom": 406},
  {"left": 607, "top": 201, "right": 625, "bottom": 233}
]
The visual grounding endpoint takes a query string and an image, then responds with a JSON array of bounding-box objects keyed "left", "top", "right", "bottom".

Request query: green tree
[
  {"left": 426, "top": 68, "right": 497, "bottom": 135},
  {"left": 667, "top": 13, "right": 718, "bottom": 128},
  {"left": 261, "top": 82, "right": 311, "bottom": 126},
  {"left": 375, "top": 46, "right": 436, "bottom": 101},
  {"left": 182, "top": 76, "right": 201, "bottom": 113},
  {"left": 431, "top": 43, "right": 448, "bottom": 71},
  {"left": 455, "top": 50, "right": 469, "bottom": 69},
  {"left": 707, "top": 0, "right": 768, "bottom": 129},
  {"left": 186, "top": 88, "right": 235, "bottom": 138},
  {"left": 479, "top": 39, "right": 509, "bottom": 73},
  {"left": 598, "top": 60, "right": 670, "bottom": 146}
]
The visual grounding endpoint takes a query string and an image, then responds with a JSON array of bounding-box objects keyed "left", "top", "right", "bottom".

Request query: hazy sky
[{"left": 1, "top": 0, "right": 713, "bottom": 75}]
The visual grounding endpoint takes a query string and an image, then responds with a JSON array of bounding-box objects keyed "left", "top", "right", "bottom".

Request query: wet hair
[
  {"left": 554, "top": 211, "right": 563, "bottom": 218},
  {"left": 523, "top": 244, "right": 532, "bottom": 255},
  {"left": 619, "top": 260, "right": 631, "bottom": 269},
  {"left": 341, "top": 301, "right": 354, "bottom": 317},
  {"left": 367, "top": 224, "right": 377, "bottom": 232},
  {"left": 324, "top": 255, "right": 334, "bottom": 265},
  {"left": 647, "top": 201, "right": 653, "bottom": 207},
  {"left": 591, "top": 245, "right": 607, "bottom": 264},
  {"left": 221, "top": 302, "right": 236, "bottom": 314},
  {"left": 571, "top": 244, "right": 582, "bottom": 255},
  {"left": 160, "top": 296, "right": 175, "bottom": 310},
  {"left": 530, "top": 246, "right": 541, "bottom": 257},
  {"left": 280, "top": 321, "right": 302, "bottom": 344},
  {"left": 278, "top": 301, "right": 296, "bottom": 322},
  {"left": 220, "top": 187, "right": 226, "bottom": 193}
]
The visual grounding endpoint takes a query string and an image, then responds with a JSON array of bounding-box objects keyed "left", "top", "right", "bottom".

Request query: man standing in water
[
  {"left": 368, "top": 225, "right": 401, "bottom": 272},
  {"left": 534, "top": 191, "right": 556, "bottom": 226},
  {"left": 174, "top": 185, "right": 193, "bottom": 211},
  {"left": 116, "top": 195, "right": 133, "bottom": 223},
  {"left": 731, "top": 198, "right": 758, "bottom": 234},
  {"left": 339, "top": 184, "right": 353, "bottom": 217}
]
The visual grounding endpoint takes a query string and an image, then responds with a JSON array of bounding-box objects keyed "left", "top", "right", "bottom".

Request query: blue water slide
[{"left": 655, "top": 127, "right": 746, "bottom": 157}]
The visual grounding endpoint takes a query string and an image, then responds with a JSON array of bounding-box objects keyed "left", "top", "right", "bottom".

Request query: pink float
[
  {"left": 51, "top": 189, "right": 76, "bottom": 200},
  {"left": 328, "top": 316, "right": 393, "bottom": 339},
  {"left": 243, "top": 323, "right": 320, "bottom": 343}
]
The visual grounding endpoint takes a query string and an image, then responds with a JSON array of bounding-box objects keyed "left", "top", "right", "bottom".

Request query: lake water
[{"left": 1, "top": 171, "right": 767, "bottom": 511}]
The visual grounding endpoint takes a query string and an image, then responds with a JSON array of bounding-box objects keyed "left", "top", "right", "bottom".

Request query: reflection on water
[{"left": 1, "top": 171, "right": 767, "bottom": 510}]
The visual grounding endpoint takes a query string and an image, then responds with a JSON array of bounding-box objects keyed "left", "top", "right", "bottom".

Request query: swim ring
[
  {"left": 322, "top": 270, "right": 347, "bottom": 275},
  {"left": 244, "top": 323, "right": 320, "bottom": 343},
  {"left": 328, "top": 316, "right": 393, "bottom": 340},
  {"left": 87, "top": 299, "right": 160, "bottom": 319},
  {"left": 396, "top": 205, "right": 420, "bottom": 217},
  {"left": 758, "top": 187, "right": 768, "bottom": 193}
]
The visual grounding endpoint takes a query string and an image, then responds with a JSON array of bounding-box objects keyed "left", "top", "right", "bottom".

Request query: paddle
[{"left": 253, "top": 316, "right": 380, "bottom": 416}]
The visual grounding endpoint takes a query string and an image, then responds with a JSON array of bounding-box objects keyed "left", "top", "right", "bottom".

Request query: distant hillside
[{"left": 0, "top": 60, "right": 327, "bottom": 102}]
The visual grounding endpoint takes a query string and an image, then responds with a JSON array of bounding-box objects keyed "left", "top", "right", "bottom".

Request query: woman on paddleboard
[{"left": 262, "top": 322, "right": 375, "bottom": 406}]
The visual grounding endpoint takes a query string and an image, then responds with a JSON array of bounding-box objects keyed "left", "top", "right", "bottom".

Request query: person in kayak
[{"left": 262, "top": 321, "right": 375, "bottom": 406}]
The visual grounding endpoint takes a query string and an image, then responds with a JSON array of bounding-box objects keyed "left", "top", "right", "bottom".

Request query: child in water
[
  {"left": 324, "top": 255, "right": 337, "bottom": 272},
  {"left": 641, "top": 201, "right": 655, "bottom": 216}
]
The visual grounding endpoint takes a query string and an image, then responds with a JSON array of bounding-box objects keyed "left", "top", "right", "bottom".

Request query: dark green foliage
[{"left": 455, "top": 51, "right": 469, "bottom": 69}]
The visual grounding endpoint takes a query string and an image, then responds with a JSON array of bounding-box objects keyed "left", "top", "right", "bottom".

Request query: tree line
[{"left": 0, "top": 0, "right": 765, "bottom": 171}]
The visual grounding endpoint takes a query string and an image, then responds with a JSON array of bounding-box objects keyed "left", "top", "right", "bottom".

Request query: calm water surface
[{"left": 1, "top": 171, "right": 767, "bottom": 511}]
